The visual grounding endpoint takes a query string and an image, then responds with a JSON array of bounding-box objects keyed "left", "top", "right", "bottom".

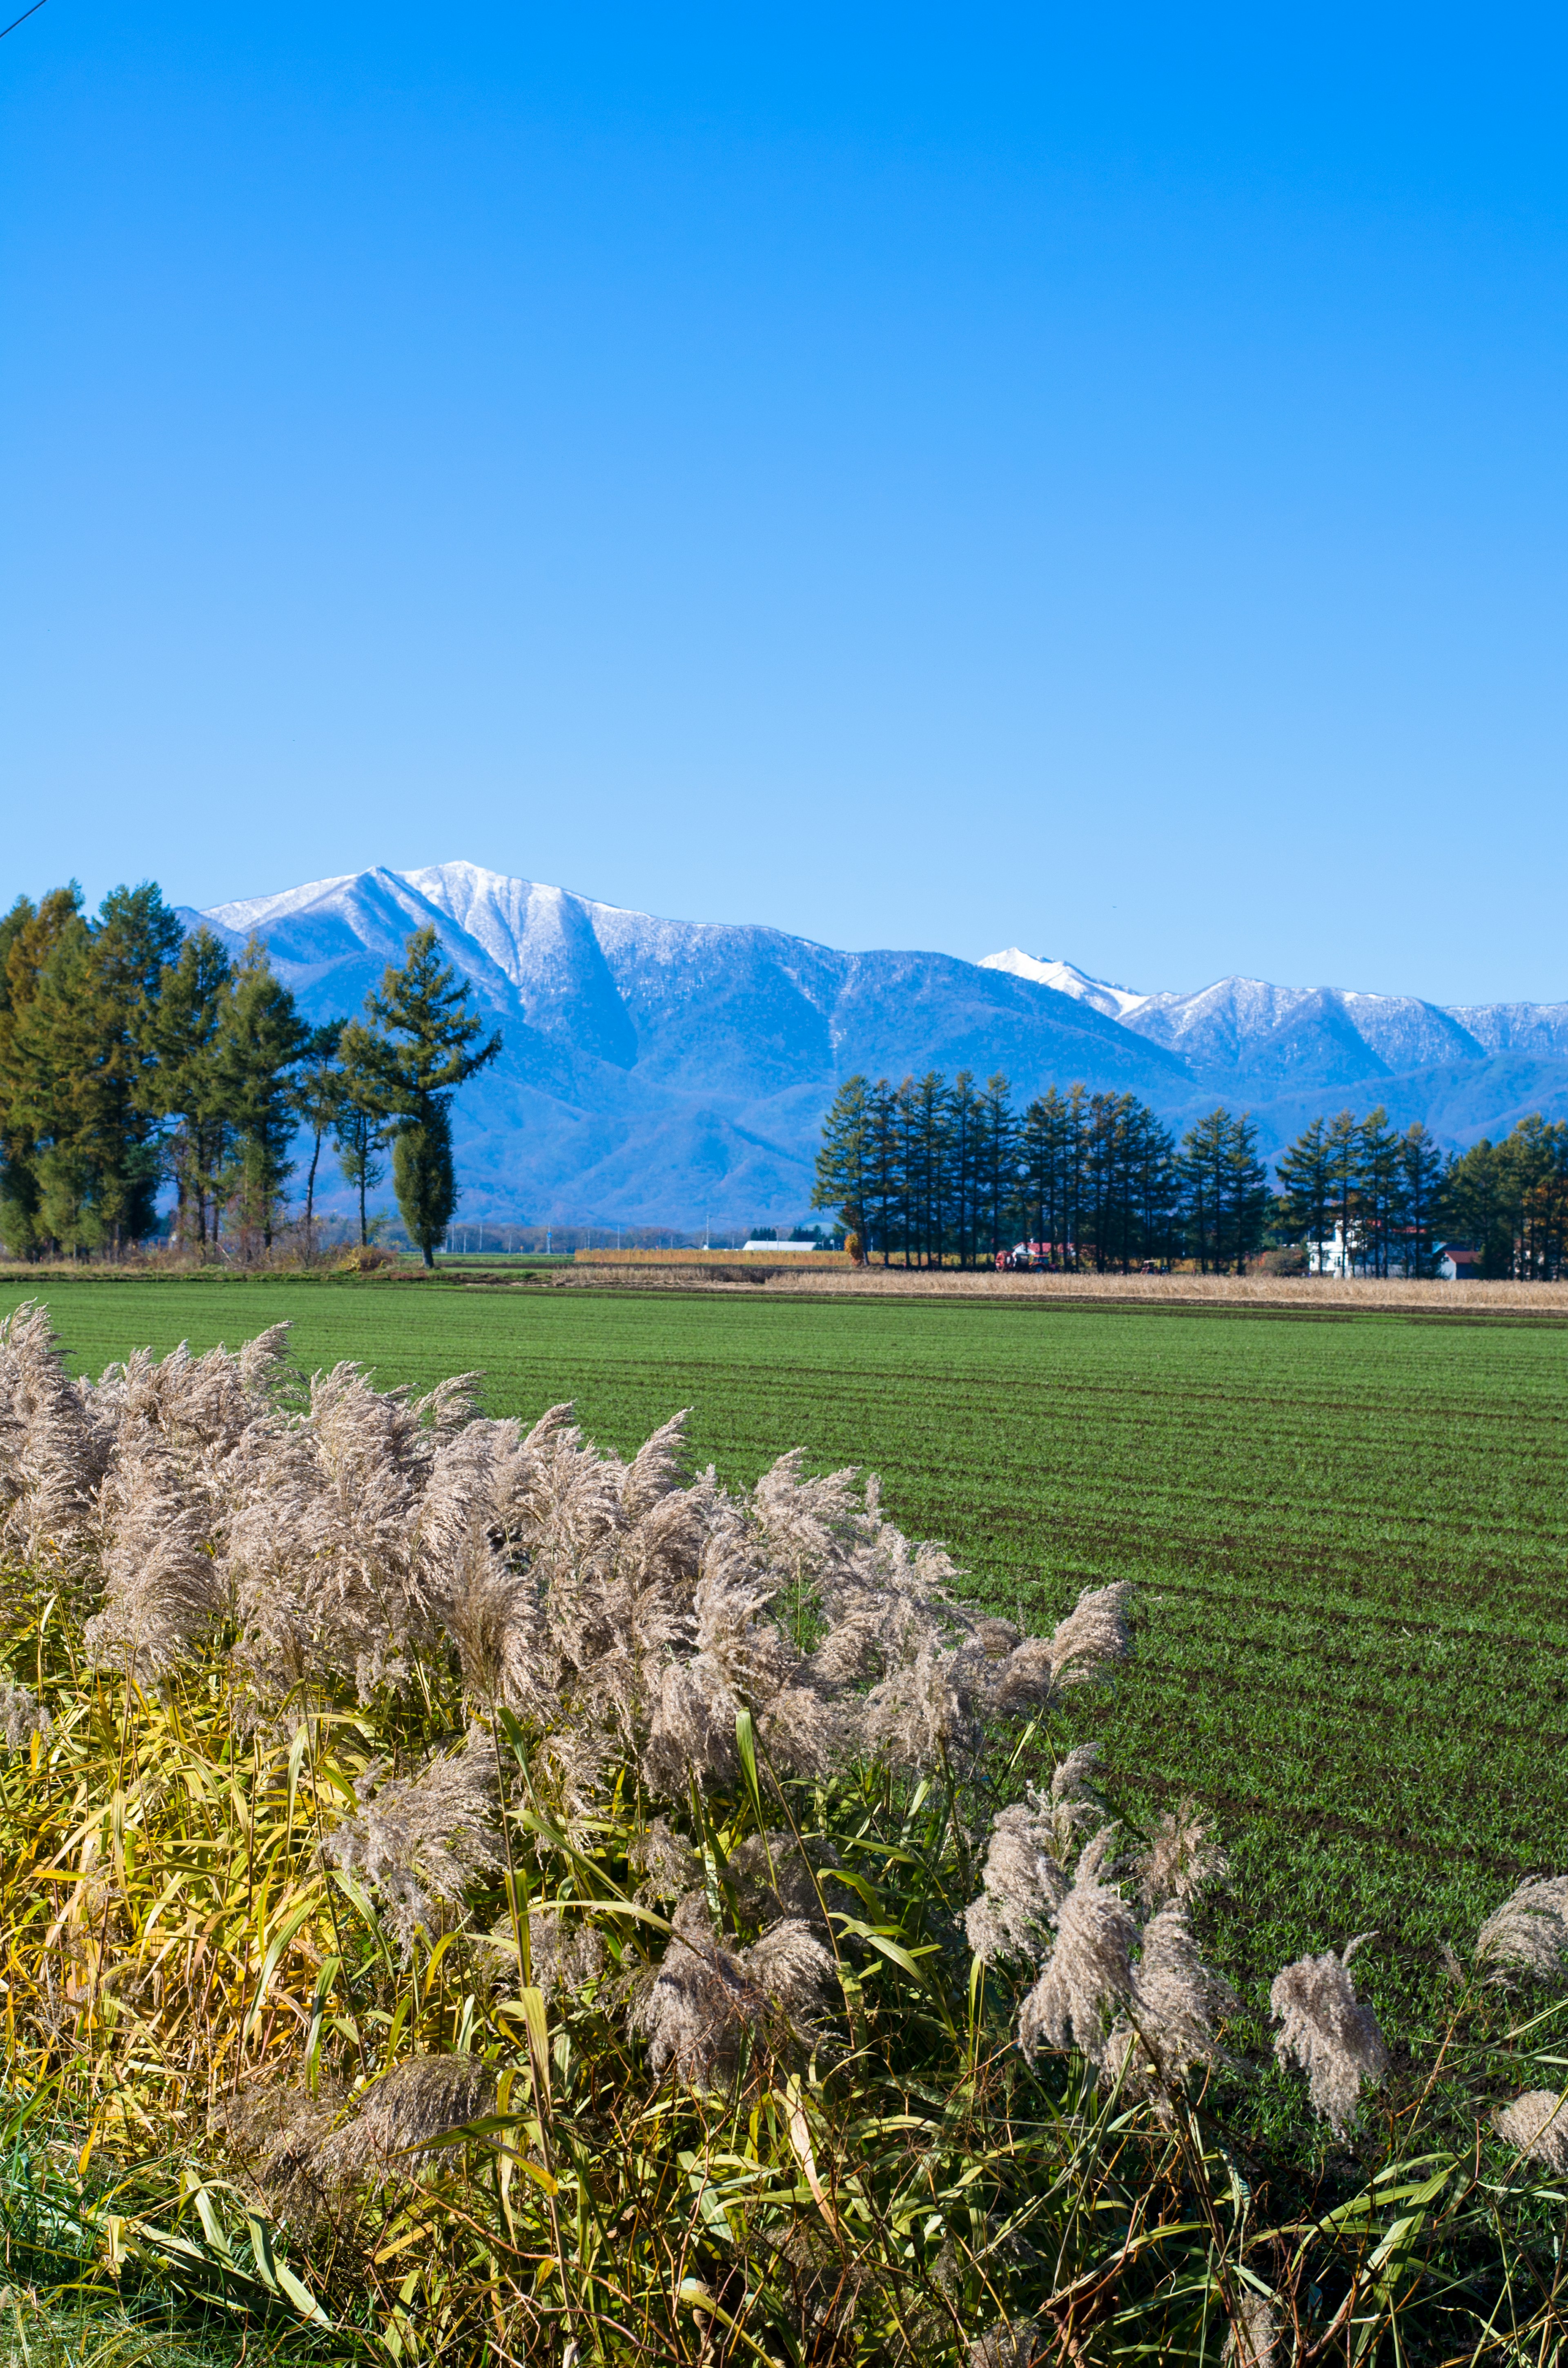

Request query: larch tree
[
  {"left": 811, "top": 1075, "right": 874, "bottom": 1251},
  {"left": 345, "top": 927, "right": 502, "bottom": 1269},
  {"left": 1277, "top": 1116, "right": 1335, "bottom": 1269},
  {"left": 0, "top": 887, "right": 84, "bottom": 1258},
  {"left": 148, "top": 928, "right": 236, "bottom": 1249},
  {"left": 292, "top": 1019, "right": 350, "bottom": 1253},
  {"left": 215, "top": 938, "right": 311, "bottom": 1249}
]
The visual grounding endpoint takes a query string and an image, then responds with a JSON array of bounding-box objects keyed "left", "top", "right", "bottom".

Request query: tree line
[
  {"left": 812, "top": 1072, "right": 1271, "bottom": 1271},
  {"left": 0, "top": 881, "right": 500, "bottom": 1267},
  {"left": 813, "top": 1070, "right": 1568, "bottom": 1277}
]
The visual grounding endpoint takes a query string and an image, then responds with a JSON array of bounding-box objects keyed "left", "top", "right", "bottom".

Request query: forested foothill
[
  {"left": 0, "top": 881, "right": 499, "bottom": 1271},
  {"left": 814, "top": 1070, "right": 1568, "bottom": 1278}
]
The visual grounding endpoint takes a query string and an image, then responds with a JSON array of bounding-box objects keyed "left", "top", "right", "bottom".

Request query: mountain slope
[
  {"left": 184, "top": 868, "right": 1568, "bottom": 1224},
  {"left": 195, "top": 864, "right": 1184, "bottom": 1226}
]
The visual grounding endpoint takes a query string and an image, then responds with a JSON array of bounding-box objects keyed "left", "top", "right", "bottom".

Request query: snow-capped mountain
[
  {"left": 192, "top": 864, "right": 1183, "bottom": 1226},
  {"left": 186, "top": 866, "right": 1568, "bottom": 1226},
  {"left": 980, "top": 949, "right": 1568, "bottom": 1086},
  {"left": 979, "top": 948, "right": 1149, "bottom": 1023}
]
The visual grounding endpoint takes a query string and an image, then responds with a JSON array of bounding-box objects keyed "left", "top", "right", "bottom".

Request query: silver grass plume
[
  {"left": 215, "top": 2079, "right": 347, "bottom": 2227},
  {"left": 0, "top": 1301, "right": 112, "bottom": 1573},
  {"left": 630, "top": 1893, "right": 831, "bottom": 2089},
  {"left": 83, "top": 1447, "right": 227, "bottom": 1679},
  {"left": 328, "top": 2056, "right": 497, "bottom": 2178},
  {"left": 322, "top": 1729, "right": 503, "bottom": 1960},
  {"left": 1138, "top": 1799, "right": 1229, "bottom": 1911},
  {"left": 1492, "top": 2088, "right": 1568, "bottom": 2173},
  {"left": 632, "top": 1816, "right": 707, "bottom": 1901},
  {"left": 989, "top": 1581, "right": 1133, "bottom": 1717},
  {"left": 1017, "top": 1828, "right": 1136, "bottom": 2067},
  {"left": 1107, "top": 1903, "right": 1237, "bottom": 2093},
  {"left": 0, "top": 1673, "right": 49, "bottom": 1751},
  {"left": 725, "top": 1830, "right": 840, "bottom": 1932},
  {"left": 1269, "top": 1935, "right": 1389, "bottom": 2138},
  {"left": 1474, "top": 1876, "right": 1568, "bottom": 1986},
  {"left": 521, "top": 1907, "right": 606, "bottom": 2002},
  {"left": 966, "top": 1745, "right": 1107, "bottom": 1965},
  {"left": 965, "top": 1796, "right": 1071, "bottom": 1965}
]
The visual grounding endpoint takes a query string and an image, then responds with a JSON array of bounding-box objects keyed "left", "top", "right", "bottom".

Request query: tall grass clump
[{"left": 0, "top": 1300, "right": 1563, "bottom": 2365}]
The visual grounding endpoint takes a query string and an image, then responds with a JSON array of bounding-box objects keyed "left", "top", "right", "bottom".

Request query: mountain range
[{"left": 186, "top": 863, "right": 1568, "bottom": 1227}]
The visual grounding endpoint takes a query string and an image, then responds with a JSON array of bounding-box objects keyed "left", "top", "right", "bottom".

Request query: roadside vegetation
[{"left": 0, "top": 1292, "right": 1564, "bottom": 2361}]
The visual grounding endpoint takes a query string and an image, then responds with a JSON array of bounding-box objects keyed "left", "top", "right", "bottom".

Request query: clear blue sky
[{"left": 3, "top": 4, "right": 1566, "bottom": 1004}]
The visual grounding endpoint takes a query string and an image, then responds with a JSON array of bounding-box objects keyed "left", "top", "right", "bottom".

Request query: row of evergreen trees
[
  {"left": 812, "top": 1070, "right": 1568, "bottom": 1276},
  {"left": 0, "top": 882, "right": 500, "bottom": 1267},
  {"left": 811, "top": 1073, "right": 1274, "bottom": 1272}
]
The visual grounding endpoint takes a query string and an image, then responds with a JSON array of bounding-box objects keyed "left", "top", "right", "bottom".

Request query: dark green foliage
[
  {"left": 292, "top": 1018, "right": 350, "bottom": 1246},
  {"left": 1179, "top": 1105, "right": 1270, "bottom": 1273},
  {"left": 0, "top": 882, "right": 183, "bottom": 1257},
  {"left": 391, "top": 1099, "right": 457, "bottom": 1262},
  {"left": 1447, "top": 1115, "right": 1568, "bottom": 1278},
  {"left": 342, "top": 926, "right": 501, "bottom": 1268},
  {"left": 215, "top": 938, "right": 312, "bottom": 1247},
  {"left": 818, "top": 1070, "right": 1191, "bottom": 1269},
  {"left": 0, "top": 892, "right": 501, "bottom": 1264}
]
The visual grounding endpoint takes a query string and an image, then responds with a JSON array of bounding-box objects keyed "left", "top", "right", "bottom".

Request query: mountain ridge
[{"left": 187, "top": 864, "right": 1568, "bottom": 1226}]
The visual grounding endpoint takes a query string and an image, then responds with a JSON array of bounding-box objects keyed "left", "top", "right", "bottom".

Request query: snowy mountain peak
[
  {"left": 980, "top": 948, "right": 1149, "bottom": 1021},
  {"left": 182, "top": 863, "right": 1568, "bottom": 1225},
  {"left": 985, "top": 942, "right": 1156, "bottom": 1018}
]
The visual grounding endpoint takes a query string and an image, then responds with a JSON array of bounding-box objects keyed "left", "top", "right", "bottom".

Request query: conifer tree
[
  {"left": 976, "top": 1074, "right": 1018, "bottom": 1262},
  {"left": 1400, "top": 1122, "right": 1448, "bottom": 1278},
  {"left": 293, "top": 1020, "right": 349, "bottom": 1253},
  {"left": 1325, "top": 1108, "right": 1362, "bottom": 1273},
  {"left": 215, "top": 938, "right": 310, "bottom": 1249},
  {"left": 811, "top": 1075, "right": 874, "bottom": 1246},
  {"left": 0, "top": 882, "right": 180, "bottom": 1258},
  {"left": 0, "top": 887, "right": 83, "bottom": 1257},
  {"left": 344, "top": 927, "right": 501, "bottom": 1268},
  {"left": 148, "top": 928, "right": 236, "bottom": 1249},
  {"left": 1277, "top": 1116, "right": 1335, "bottom": 1269}
]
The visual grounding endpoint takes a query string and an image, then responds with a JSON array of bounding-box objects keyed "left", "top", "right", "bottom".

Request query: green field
[{"left": 5, "top": 1274, "right": 1566, "bottom": 2047}]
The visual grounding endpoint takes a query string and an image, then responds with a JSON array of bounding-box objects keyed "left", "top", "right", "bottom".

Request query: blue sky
[{"left": 3, "top": 4, "right": 1566, "bottom": 1003}]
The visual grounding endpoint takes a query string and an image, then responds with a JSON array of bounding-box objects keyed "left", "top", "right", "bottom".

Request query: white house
[{"left": 1307, "top": 1223, "right": 1477, "bottom": 1279}]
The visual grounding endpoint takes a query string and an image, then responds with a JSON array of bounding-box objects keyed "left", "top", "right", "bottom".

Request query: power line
[{"left": 0, "top": 0, "right": 51, "bottom": 38}]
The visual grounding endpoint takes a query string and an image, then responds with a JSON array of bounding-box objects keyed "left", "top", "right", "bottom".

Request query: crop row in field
[{"left": 4, "top": 1274, "right": 1565, "bottom": 2057}]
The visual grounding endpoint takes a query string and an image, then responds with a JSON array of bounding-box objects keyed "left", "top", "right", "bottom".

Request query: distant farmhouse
[{"left": 1307, "top": 1224, "right": 1481, "bottom": 1281}]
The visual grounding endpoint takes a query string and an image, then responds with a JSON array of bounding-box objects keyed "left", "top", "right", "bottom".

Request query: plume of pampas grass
[
  {"left": 630, "top": 1894, "right": 831, "bottom": 2090},
  {"left": 215, "top": 2078, "right": 348, "bottom": 2227},
  {"left": 1492, "top": 2088, "right": 1568, "bottom": 2172},
  {"left": 632, "top": 1815, "right": 707, "bottom": 1902},
  {"left": 965, "top": 1795, "right": 1071, "bottom": 1965},
  {"left": 1474, "top": 1876, "right": 1568, "bottom": 1986},
  {"left": 0, "top": 1301, "right": 111, "bottom": 1573},
  {"left": 522, "top": 1907, "right": 606, "bottom": 2001},
  {"left": 725, "top": 1830, "right": 839, "bottom": 1931},
  {"left": 1109, "top": 1904, "right": 1237, "bottom": 2092},
  {"left": 0, "top": 1672, "right": 49, "bottom": 1750},
  {"left": 329, "top": 2056, "right": 497, "bottom": 2178},
  {"left": 1138, "top": 1800, "right": 1229, "bottom": 1911},
  {"left": 82, "top": 1447, "right": 227, "bottom": 1678},
  {"left": 1269, "top": 1935, "right": 1389, "bottom": 2138},
  {"left": 7, "top": 1319, "right": 1131, "bottom": 1836},
  {"left": 1017, "top": 1828, "right": 1136, "bottom": 2067},
  {"left": 322, "top": 1730, "right": 502, "bottom": 1960}
]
